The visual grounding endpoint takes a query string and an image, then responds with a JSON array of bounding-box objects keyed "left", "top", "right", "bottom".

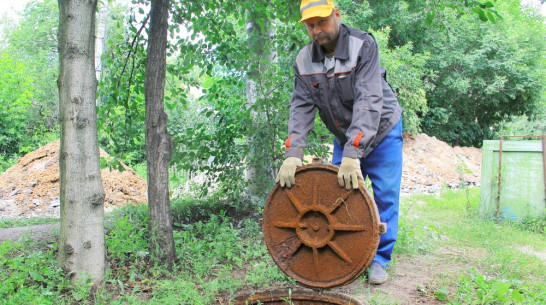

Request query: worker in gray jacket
[{"left": 276, "top": 0, "right": 403, "bottom": 285}]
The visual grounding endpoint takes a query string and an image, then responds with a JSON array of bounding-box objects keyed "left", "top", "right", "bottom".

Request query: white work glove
[
  {"left": 275, "top": 157, "right": 302, "bottom": 188},
  {"left": 338, "top": 157, "right": 364, "bottom": 190}
]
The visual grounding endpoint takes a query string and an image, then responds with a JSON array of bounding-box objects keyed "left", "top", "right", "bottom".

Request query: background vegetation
[{"left": 1, "top": 0, "right": 544, "bottom": 191}]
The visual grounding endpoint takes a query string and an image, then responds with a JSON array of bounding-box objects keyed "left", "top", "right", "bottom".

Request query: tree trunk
[
  {"left": 145, "top": 0, "right": 176, "bottom": 269},
  {"left": 57, "top": 0, "right": 106, "bottom": 285},
  {"left": 245, "top": 4, "right": 277, "bottom": 197},
  {"left": 95, "top": 2, "right": 108, "bottom": 80}
]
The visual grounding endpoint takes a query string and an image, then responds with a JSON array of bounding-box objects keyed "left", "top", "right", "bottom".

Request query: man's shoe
[{"left": 368, "top": 262, "right": 388, "bottom": 285}]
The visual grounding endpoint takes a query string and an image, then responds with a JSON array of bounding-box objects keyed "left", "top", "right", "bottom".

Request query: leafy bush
[{"left": 0, "top": 238, "right": 68, "bottom": 304}]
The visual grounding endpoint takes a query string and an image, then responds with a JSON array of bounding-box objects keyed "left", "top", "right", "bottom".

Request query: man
[{"left": 275, "top": 0, "right": 403, "bottom": 285}]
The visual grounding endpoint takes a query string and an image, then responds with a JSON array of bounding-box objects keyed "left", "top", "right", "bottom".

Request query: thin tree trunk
[
  {"left": 245, "top": 4, "right": 277, "bottom": 197},
  {"left": 95, "top": 2, "right": 108, "bottom": 80},
  {"left": 145, "top": 0, "right": 176, "bottom": 269},
  {"left": 57, "top": 0, "right": 106, "bottom": 285}
]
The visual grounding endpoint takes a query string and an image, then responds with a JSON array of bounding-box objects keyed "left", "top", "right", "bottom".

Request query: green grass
[
  {"left": 393, "top": 188, "right": 545, "bottom": 304},
  {"left": 0, "top": 188, "right": 544, "bottom": 304},
  {"left": 0, "top": 217, "right": 59, "bottom": 229}
]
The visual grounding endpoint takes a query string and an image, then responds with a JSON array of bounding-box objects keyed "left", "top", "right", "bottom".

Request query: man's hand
[
  {"left": 338, "top": 157, "right": 364, "bottom": 190},
  {"left": 275, "top": 157, "right": 302, "bottom": 188}
]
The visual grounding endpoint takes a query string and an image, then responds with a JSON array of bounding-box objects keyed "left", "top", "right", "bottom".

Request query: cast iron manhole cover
[{"left": 263, "top": 161, "right": 383, "bottom": 288}]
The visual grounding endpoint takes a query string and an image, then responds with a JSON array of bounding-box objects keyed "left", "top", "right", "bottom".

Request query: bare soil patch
[
  {"left": 0, "top": 141, "right": 147, "bottom": 219},
  {"left": 0, "top": 223, "right": 59, "bottom": 243},
  {"left": 401, "top": 133, "right": 481, "bottom": 194}
]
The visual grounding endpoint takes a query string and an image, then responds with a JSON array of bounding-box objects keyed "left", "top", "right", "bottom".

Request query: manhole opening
[{"left": 235, "top": 289, "right": 364, "bottom": 305}]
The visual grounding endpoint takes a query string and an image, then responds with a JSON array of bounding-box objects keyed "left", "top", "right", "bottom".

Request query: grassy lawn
[{"left": 0, "top": 187, "right": 544, "bottom": 304}]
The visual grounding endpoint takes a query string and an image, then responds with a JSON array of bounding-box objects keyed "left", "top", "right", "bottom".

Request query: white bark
[
  {"left": 245, "top": 8, "right": 277, "bottom": 195},
  {"left": 95, "top": 3, "right": 108, "bottom": 80},
  {"left": 57, "top": 0, "right": 106, "bottom": 285}
]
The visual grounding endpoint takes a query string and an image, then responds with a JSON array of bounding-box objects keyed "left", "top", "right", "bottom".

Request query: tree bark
[
  {"left": 145, "top": 0, "right": 176, "bottom": 269},
  {"left": 245, "top": 3, "right": 277, "bottom": 197},
  {"left": 57, "top": 0, "right": 106, "bottom": 285},
  {"left": 95, "top": 2, "right": 108, "bottom": 80}
]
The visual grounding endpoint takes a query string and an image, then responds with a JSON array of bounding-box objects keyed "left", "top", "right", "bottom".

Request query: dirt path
[
  {"left": 0, "top": 223, "right": 59, "bottom": 244},
  {"left": 335, "top": 252, "right": 461, "bottom": 304},
  {"left": 238, "top": 250, "right": 461, "bottom": 304}
]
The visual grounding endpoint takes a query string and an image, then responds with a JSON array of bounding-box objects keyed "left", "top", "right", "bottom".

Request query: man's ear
[{"left": 333, "top": 8, "right": 341, "bottom": 20}]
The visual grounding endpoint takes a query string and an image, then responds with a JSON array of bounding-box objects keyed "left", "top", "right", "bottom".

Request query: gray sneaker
[{"left": 368, "top": 262, "right": 388, "bottom": 285}]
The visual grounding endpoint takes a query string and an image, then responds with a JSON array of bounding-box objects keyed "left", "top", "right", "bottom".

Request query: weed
[
  {"left": 455, "top": 154, "right": 472, "bottom": 213},
  {"left": 105, "top": 207, "right": 149, "bottom": 265},
  {"left": 0, "top": 237, "right": 69, "bottom": 304},
  {"left": 244, "top": 259, "right": 291, "bottom": 287},
  {"left": 448, "top": 268, "right": 539, "bottom": 304},
  {"left": 70, "top": 274, "right": 94, "bottom": 302},
  {"left": 362, "top": 289, "right": 401, "bottom": 305},
  {"left": 395, "top": 201, "right": 441, "bottom": 255},
  {"left": 510, "top": 215, "right": 546, "bottom": 234},
  {"left": 0, "top": 155, "right": 17, "bottom": 173}
]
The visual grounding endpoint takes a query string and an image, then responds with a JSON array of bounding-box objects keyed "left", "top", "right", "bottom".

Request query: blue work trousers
[{"left": 332, "top": 119, "right": 403, "bottom": 268}]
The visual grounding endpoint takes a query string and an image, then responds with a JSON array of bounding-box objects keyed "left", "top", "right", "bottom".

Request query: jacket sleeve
[
  {"left": 285, "top": 64, "right": 316, "bottom": 160},
  {"left": 342, "top": 34, "right": 383, "bottom": 159}
]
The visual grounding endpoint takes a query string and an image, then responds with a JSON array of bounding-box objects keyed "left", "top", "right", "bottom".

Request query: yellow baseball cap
[{"left": 299, "top": 0, "right": 336, "bottom": 24}]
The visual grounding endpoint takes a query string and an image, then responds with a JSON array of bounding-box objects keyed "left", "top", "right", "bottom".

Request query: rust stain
[
  {"left": 235, "top": 289, "right": 364, "bottom": 305},
  {"left": 263, "top": 163, "right": 383, "bottom": 289}
]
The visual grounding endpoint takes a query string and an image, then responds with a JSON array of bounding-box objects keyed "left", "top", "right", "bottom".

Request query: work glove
[
  {"left": 338, "top": 157, "right": 364, "bottom": 190},
  {"left": 275, "top": 157, "right": 302, "bottom": 188}
]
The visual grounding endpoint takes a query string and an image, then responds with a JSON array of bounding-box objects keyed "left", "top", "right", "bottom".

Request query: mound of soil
[
  {"left": 401, "top": 133, "right": 481, "bottom": 194},
  {"left": 0, "top": 141, "right": 147, "bottom": 219}
]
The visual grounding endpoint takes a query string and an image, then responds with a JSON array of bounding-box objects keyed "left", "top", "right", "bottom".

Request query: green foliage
[
  {"left": 0, "top": 0, "right": 59, "bottom": 158},
  {"left": 167, "top": 0, "right": 302, "bottom": 199},
  {"left": 369, "top": 28, "right": 430, "bottom": 134},
  {"left": 0, "top": 155, "right": 17, "bottom": 173},
  {"left": 423, "top": 4, "right": 544, "bottom": 146},
  {"left": 97, "top": 2, "right": 147, "bottom": 165},
  {"left": 449, "top": 268, "right": 541, "bottom": 304},
  {"left": 366, "top": 0, "right": 545, "bottom": 147},
  {"left": 0, "top": 238, "right": 69, "bottom": 304},
  {"left": 493, "top": 109, "right": 546, "bottom": 138},
  {"left": 395, "top": 202, "right": 441, "bottom": 256},
  {"left": 425, "top": 0, "right": 502, "bottom": 25},
  {"left": 106, "top": 212, "right": 149, "bottom": 264},
  {"left": 0, "top": 52, "right": 35, "bottom": 157},
  {"left": 175, "top": 213, "right": 261, "bottom": 276}
]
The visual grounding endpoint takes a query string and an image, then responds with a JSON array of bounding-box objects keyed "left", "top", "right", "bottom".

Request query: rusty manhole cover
[
  {"left": 235, "top": 289, "right": 363, "bottom": 305},
  {"left": 263, "top": 161, "right": 383, "bottom": 288}
]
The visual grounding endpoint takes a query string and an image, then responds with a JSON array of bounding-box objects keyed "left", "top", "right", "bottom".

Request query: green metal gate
[{"left": 479, "top": 136, "right": 545, "bottom": 220}]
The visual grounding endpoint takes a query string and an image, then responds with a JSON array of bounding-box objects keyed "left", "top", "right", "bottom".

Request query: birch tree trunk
[
  {"left": 95, "top": 2, "right": 108, "bottom": 80},
  {"left": 145, "top": 0, "right": 176, "bottom": 269},
  {"left": 57, "top": 0, "right": 106, "bottom": 285},
  {"left": 245, "top": 3, "right": 277, "bottom": 197}
]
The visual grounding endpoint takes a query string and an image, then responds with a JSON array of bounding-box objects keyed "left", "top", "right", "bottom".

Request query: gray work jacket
[{"left": 285, "top": 24, "right": 402, "bottom": 159}]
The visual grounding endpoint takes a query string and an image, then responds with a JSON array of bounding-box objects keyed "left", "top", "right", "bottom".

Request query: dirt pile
[
  {"left": 401, "top": 133, "right": 482, "bottom": 194},
  {"left": 0, "top": 141, "right": 147, "bottom": 219}
]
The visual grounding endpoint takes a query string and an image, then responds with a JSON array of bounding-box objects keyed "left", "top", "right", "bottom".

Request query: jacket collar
[{"left": 311, "top": 24, "right": 349, "bottom": 63}]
